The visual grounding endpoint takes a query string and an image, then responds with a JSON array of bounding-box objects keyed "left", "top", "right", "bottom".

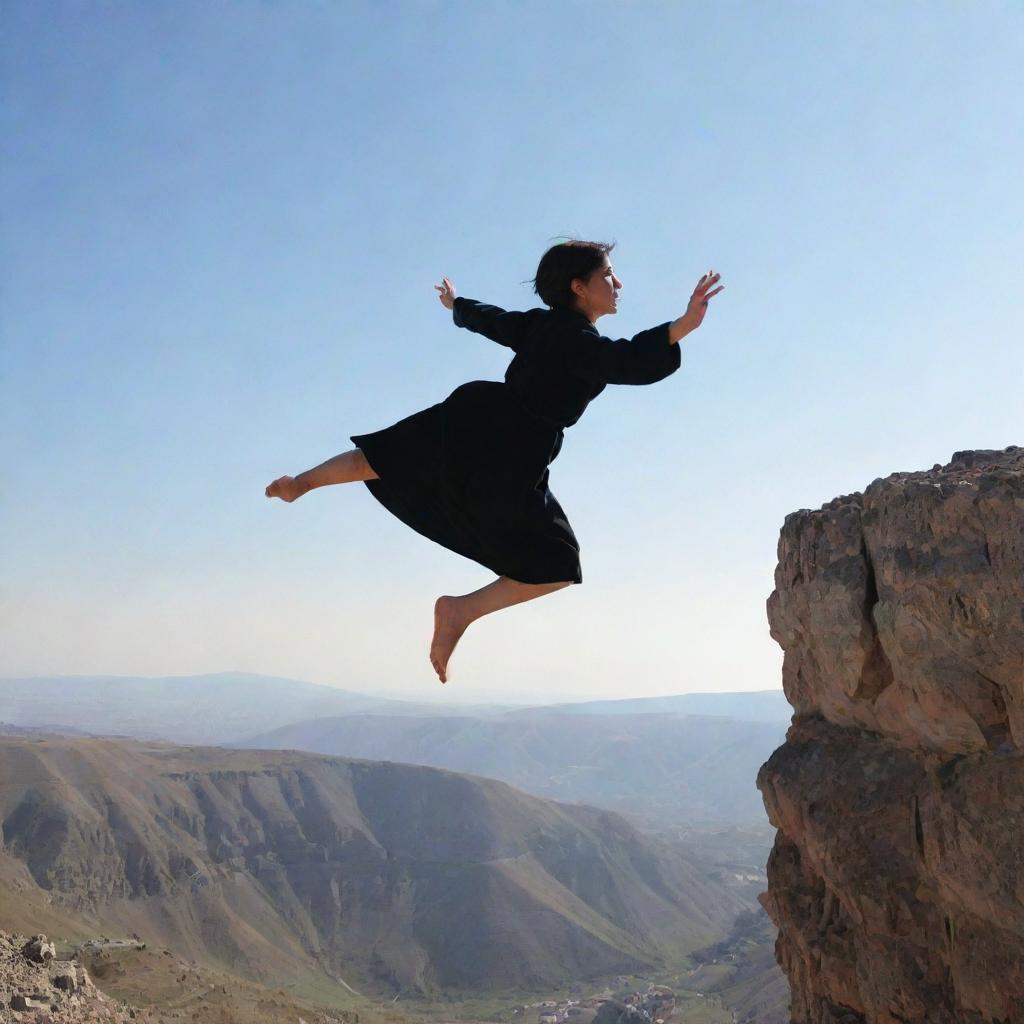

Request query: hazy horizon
[
  {"left": 0, "top": 668, "right": 784, "bottom": 709},
  {"left": 3, "top": 3, "right": 1020, "bottom": 700}
]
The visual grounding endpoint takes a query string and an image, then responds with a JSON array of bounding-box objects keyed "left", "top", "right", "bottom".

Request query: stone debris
[
  {"left": 0, "top": 930, "right": 153, "bottom": 1023},
  {"left": 19, "top": 938, "right": 55, "bottom": 965}
]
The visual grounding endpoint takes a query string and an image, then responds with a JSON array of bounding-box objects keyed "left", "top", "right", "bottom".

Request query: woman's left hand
[
  {"left": 683, "top": 271, "right": 724, "bottom": 330},
  {"left": 435, "top": 277, "right": 457, "bottom": 310},
  {"left": 669, "top": 271, "right": 724, "bottom": 344}
]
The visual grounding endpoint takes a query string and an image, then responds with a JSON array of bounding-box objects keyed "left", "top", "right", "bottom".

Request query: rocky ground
[
  {"left": 0, "top": 931, "right": 150, "bottom": 1023},
  {"left": 0, "top": 929, "right": 365, "bottom": 1024}
]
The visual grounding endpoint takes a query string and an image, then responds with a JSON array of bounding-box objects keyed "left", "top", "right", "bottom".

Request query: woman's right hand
[{"left": 435, "top": 276, "right": 457, "bottom": 310}]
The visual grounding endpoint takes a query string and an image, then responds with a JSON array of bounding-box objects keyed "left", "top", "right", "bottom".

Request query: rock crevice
[{"left": 758, "top": 447, "right": 1024, "bottom": 1023}]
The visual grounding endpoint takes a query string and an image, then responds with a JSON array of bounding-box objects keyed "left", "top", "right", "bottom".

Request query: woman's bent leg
[
  {"left": 266, "top": 448, "right": 378, "bottom": 502},
  {"left": 430, "top": 576, "right": 574, "bottom": 683}
]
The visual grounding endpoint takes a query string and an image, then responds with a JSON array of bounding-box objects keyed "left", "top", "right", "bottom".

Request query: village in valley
[{"left": 513, "top": 983, "right": 678, "bottom": 1024}]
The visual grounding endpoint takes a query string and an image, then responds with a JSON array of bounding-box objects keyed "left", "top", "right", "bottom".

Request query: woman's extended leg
[
  {"left": 265, "top": 448, "right": 378, "bottom": 502},
  {"left": 430, "top": 576, "right": 574, "bottom": 683}
]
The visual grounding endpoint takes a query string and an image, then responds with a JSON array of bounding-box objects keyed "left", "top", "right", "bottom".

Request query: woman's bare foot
[
  {"left": 265, "top": 475, "right": 308, "bottom": 502},
  {"left": 430, "top": 596, "right": 471, "bottom": 684}
]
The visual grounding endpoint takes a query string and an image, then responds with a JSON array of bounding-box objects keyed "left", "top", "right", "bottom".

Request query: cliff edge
[{"left": 757, "top": 447, "right": 1023, "bottom": 1024}]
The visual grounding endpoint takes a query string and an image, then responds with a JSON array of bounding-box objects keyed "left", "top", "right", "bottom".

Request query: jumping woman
[{"left": 266, "top": 240, "right": 723, "bottom": 683}]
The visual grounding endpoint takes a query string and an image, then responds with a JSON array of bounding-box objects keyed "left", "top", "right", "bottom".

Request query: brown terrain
[
  {"left": 0, "top": 738, "right": 749, "bottom": 1016},
  {"left": 757, "top": 446, "right": 1023, "bottom": 1023},
  {"left": 0, "top": 930, "right": 146, "bottom": 1023},
  {"left": 0, "top": 926, "right": 381, "bottom": 1024}
]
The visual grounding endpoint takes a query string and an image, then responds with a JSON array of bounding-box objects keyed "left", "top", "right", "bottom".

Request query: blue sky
[{"left": 3, "top": 1, "right": 1021, "bottom": 702}]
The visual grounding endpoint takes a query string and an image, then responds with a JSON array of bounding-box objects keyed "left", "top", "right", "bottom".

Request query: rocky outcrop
[
  {"left": 0, "top": 931, "right": 147, "bottom": 1023},
  {"left": 757, "top": 447, "right": 1024, "bottom": 1023}
]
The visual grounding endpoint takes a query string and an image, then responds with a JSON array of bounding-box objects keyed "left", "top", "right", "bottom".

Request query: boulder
[
  {"left": 52, "top": 968, "right": 78, "bottom": 991},
  {"left": 20, "top": 935, "right": 56, "bottom": 964},
  {"left": 10, "top": 991, "right": 52, "bottom": 1010}
]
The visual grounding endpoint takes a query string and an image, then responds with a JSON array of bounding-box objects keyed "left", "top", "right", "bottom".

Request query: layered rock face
[{"left": 757, "top": 447, "right": 1024, "bottom": 1024}]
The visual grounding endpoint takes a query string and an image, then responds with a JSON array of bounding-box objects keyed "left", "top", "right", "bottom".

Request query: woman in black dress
[{"left": 266, "top": 241, "right": 723, "bottom": 683}]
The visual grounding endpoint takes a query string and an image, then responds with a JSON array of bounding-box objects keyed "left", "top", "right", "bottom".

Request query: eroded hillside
[{"left": 0, "top": 739, "right": 746, "bottom": 999}]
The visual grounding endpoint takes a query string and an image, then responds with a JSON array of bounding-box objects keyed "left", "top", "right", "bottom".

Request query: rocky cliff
[{"left": 757, "top": 447, "right": 1023, "bottom": 1024}]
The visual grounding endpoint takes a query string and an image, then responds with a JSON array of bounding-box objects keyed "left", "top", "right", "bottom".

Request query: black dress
[{"left": 350, "top": 297, "right": 680, "bottom": 584}]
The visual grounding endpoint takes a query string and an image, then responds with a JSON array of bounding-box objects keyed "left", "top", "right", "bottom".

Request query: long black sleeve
[
  {"left": 559, "top": 322, "right": 680, "bottom": 386},
  {"left": 452, "top": 297, "right": 541, "bottom": 352}
]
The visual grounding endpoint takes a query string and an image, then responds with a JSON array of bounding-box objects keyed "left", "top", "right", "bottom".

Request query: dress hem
[{"left": 351, "top": 432, "right": 582, "bottom": 585}]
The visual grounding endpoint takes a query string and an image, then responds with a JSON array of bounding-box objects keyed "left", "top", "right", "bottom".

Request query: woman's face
[{"left": 573, "top": 256, "right": 622, "bottom": 320}]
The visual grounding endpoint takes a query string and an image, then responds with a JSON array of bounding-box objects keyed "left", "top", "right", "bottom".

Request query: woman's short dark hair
[{"left": 527, "top": 238, "right": 616, "bottom": 310}]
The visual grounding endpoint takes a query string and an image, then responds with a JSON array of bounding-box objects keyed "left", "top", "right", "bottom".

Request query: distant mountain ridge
[
  {"left": 238, "top": 710, "right": 785, "bottom": 827},
  {"left": 0, "top": 672, "right": 517, "bottom": 745},
  {"left": 0, "top": 672, "right": 789, "bottom": 747},
  {"left": 0, "top": 675, "right": 788, "bottom": 828},
  {"left": 0, "top": 736, "right": 749, "bottom": 997}
]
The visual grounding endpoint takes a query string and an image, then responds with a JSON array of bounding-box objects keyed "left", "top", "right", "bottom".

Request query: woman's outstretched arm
[
  {"left": 563, "top": 271, "right": 724, "bottom": 386},
  {"left": 434, "top": 276, "right": 537, "bottom": 351}
]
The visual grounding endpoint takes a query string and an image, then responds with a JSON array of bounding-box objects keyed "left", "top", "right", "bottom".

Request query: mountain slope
[
  {"left": 502, "top": 691, "right": 791, "bottom": 723},
  {"left": 0, "top": 736, "right": 747, "bottom": 997},
  {"left": 237, "top": 712, "right": 785, "bottom": 826}
]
